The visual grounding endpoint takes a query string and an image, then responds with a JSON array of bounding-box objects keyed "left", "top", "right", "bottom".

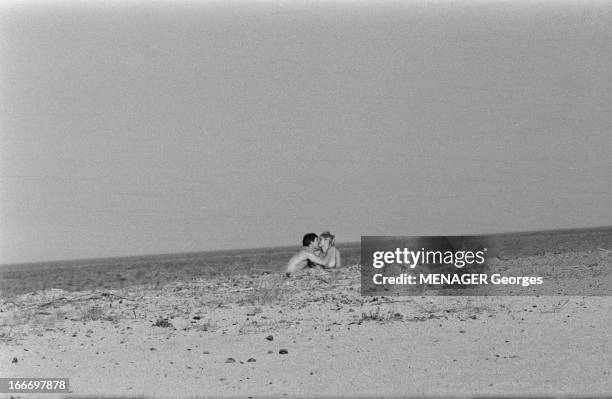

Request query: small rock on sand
[
  {"left": 226, "top": 358, "right": 236, "bottom": 363},
  {"left": 12, "top": 357, "right": 18, "bottom": 363},
  {"left": 266, "top": 335, "right": 273, "bottom": 341},
  {"left": 173, "top": 317, "right": 189, "bottom": 330},
  {"left": 279, "top": 349, "right": 288, "bottom": 355},
  {"left": 247, "top": 358, "right": 256, "bottom": 362}
]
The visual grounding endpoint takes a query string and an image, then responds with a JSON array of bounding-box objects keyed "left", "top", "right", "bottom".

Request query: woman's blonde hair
[{"left": 320, "top": 231, "right": 335, "bottom": 240}]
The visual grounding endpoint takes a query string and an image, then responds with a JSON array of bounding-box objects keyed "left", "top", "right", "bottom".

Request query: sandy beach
[
  {"left": 2, "top": 245, "right": 611, "bottom": 398},
  {"left": 3, "top": 1, "right": 612, "bottom": 396}
]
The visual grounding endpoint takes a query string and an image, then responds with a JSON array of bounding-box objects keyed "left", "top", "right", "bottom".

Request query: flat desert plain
[{"left": 1, "top": 249, "right": 612, "bottom": 398}]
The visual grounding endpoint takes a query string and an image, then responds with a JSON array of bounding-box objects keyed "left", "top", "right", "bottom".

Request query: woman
[{"left": 315, "top": 231, "right": 342, "bottom": 269}]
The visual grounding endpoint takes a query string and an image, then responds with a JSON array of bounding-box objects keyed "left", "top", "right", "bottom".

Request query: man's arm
[{"left": 305, "top": 247, "right": 336, "bottom": 267}]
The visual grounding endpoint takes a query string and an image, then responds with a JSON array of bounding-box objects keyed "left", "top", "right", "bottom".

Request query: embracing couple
[{"left": 285, "top": 231, "right": 342, "bottom": 276}]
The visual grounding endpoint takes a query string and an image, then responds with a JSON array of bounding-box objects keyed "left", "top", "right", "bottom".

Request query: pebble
[
  {"left": 279, "top": 349, "right": 288, "bottom": 355},
  {"left": 226, "top": 358, "right": 236, "bottom": 363},
  {"left": 173, "top": 317, "right": 189, "bottom": 330},
  {"left": 266, "top": 335, "right": 273, "bottom": 341},
  {"left": 12, "top": 357, "right": 18, "bottom": 363},
  {"left": 247, "top": 358, "right": 256, "bottom": 362}
]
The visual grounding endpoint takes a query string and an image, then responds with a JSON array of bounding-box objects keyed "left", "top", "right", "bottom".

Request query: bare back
[{"left": 286, "top": 249, "right": 312, "bottom": 273}]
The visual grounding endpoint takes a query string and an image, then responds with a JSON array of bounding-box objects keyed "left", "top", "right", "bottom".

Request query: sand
[{"left": 1, "top": 250, "right": 612, "bottom": 398}]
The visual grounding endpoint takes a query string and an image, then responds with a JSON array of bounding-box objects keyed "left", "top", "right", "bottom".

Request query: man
[{"left": 285, "top": 233, "right": 339, "bottom": 276}]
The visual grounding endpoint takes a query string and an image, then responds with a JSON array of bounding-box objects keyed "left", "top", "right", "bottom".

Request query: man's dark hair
[{"left": 302, "top": 233, "right": 318, "bottom": 247}]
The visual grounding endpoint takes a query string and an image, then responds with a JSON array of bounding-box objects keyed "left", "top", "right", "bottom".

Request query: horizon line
[{"left": 2, "top": 225, "right": 611, "bottom": 267}]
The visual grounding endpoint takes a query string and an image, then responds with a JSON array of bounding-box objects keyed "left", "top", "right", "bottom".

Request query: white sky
[{"left": 1, "top": 1, "right": 611, "bottom": 264}]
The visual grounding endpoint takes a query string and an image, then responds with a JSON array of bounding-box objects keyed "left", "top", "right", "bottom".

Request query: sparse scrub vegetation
[
  {"left": 78, "top": 305, "right": 105, "bottom": 321},
  {"left": 359, "top": 307, "right": 404, "bottom": 322}
]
